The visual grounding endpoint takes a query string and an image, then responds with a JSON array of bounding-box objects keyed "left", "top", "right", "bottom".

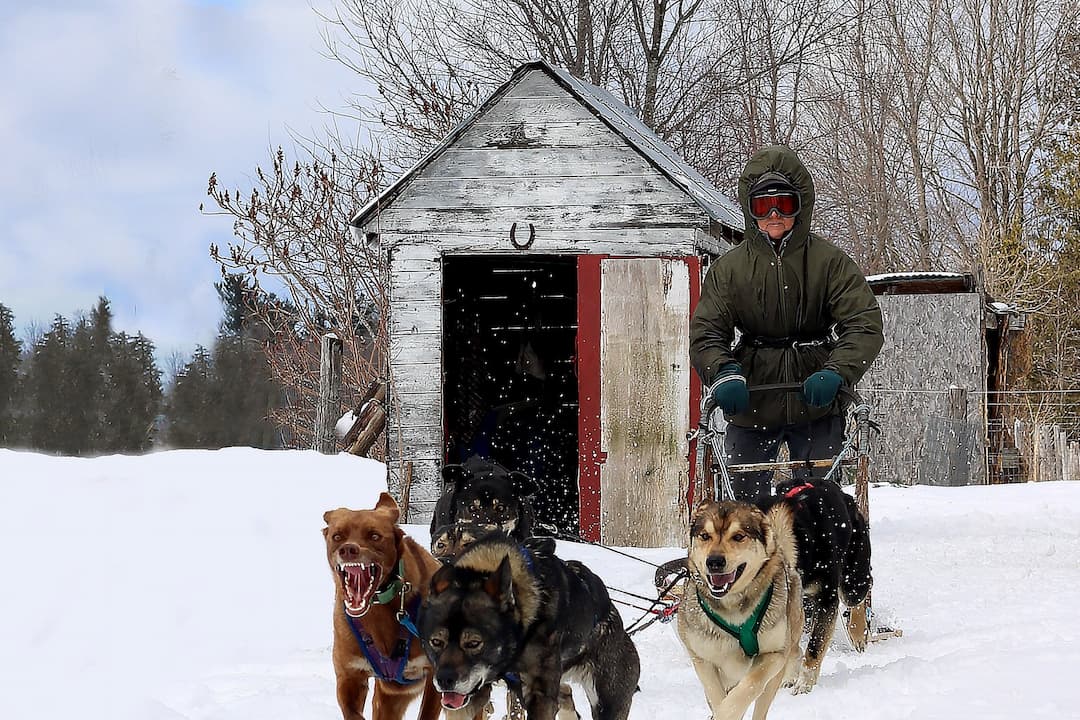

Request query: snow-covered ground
[{"left": 1, "top": 448, "right": 1077, "bottom": 719}]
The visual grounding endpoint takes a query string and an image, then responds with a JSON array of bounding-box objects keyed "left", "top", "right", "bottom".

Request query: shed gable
[{"left": 361, "top": 67, "right": 709, "bottom": 252}]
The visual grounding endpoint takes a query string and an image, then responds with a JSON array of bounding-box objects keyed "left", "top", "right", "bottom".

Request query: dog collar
[
  {"left": 783, "top": 482, "right": 814, "bottom": 499},
  {"left": 696, "top": 584, "right": 774, "bottom": 657},
  {"left": 372, "top": 559, "right": 408, "bottom": 606}
]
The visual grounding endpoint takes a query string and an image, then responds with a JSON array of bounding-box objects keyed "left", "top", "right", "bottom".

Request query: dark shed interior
[{"left": 442, "top": 255, "right": 579, "bottom": 532}]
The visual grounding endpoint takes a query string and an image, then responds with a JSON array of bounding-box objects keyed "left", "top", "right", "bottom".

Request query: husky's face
[
  {"left": 419, "top": 557, "right": 520, "bottom": 710},
  {"left": 688, "top": 501, "right": 773, "bottom": 599}
]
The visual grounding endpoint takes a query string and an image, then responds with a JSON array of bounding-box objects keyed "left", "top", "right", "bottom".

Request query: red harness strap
[{"left": 783, "top": 482, "right": 815, "bottom": 499}]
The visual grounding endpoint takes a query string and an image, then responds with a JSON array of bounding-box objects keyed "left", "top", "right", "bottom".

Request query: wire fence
[{"left": 859, "top": 387, "right": 1080, "bottom": 485}]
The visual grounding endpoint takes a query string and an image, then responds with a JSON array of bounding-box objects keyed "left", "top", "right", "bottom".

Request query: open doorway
[{"left": 442, "top": 255, "right": 579, "bottom": 533}]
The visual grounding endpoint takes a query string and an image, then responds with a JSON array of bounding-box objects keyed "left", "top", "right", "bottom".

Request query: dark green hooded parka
[{"left": 690, "top": 145, "right": 884, "bottom": 428}]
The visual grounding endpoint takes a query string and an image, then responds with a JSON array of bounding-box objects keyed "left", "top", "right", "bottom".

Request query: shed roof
[
  {"left": 349, "top": 60, "right": 743, "bottom": 236},
  {"left": 866, "top": 272, "right": 976, "bottom": 295}
]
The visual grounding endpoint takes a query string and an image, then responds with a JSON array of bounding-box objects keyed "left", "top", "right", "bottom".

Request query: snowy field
[{"left": 2, "top": 448, "right": 1078, "bottom": 720}]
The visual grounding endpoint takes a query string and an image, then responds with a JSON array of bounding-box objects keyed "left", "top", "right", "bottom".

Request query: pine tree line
[{"left": 0, "top": 277, "right": 290, "bottom": 454}]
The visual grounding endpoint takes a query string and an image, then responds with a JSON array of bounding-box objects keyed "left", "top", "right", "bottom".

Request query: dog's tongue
[
  {"left": 441, "top": 692, "right": 469, "bottom": 709},
  {"left": 343, "top": 564, "right": 377, "bottom": 617},
  {"left": 709, "top": 570, "right": 737, "bottom": 591}
]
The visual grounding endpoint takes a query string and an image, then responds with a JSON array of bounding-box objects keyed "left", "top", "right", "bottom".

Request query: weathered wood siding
[
  {"left": 359, "top": 68, "right": 709, "bottom": 520},
  {"left": 860, "top": 293, "right": 986, "bottom": 485},
  {"left": 598, "top": 258, "right": 691, "bottom": 547}
]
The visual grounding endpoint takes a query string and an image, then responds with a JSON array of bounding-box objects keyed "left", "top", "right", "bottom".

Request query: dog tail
[
  {"left": 840, "top": 494, "right": 873, "bottom": 606},
  {"left": 766, "top": 503, "right": 799, "bottom": 573}
]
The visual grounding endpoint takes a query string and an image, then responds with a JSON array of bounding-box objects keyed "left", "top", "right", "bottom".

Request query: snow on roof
[
  {"left": 865, "top": 271, "right": 969, "bottom": 282},
  {"left": 988, "top": 301, "right": 1019, "bottom": 314},
  {"left": 350, "top": 60, "right": 743, "bottom": 232}
]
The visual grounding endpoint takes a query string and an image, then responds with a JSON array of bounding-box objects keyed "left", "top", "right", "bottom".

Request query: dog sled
[{"left": 688, "top": 382, "right": 903, "bottom": 646}]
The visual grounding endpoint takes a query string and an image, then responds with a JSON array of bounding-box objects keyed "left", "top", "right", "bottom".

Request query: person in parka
[{"left": 690, "top": 145, "right": 884, "bottom": 501}]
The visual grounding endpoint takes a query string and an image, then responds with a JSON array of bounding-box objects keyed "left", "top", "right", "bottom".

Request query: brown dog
[{"left": 323, "top": 492, "right": 442, "bottom": 720}]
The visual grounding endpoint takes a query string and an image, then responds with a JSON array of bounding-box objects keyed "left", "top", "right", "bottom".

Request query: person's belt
[{"left": 742, "top": 334, "right": 833, "bottom": 349}]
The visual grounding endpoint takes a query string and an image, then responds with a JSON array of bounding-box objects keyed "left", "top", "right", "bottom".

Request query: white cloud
[{"left": 0, "top": 0, "right": 369, "bottom": 362}]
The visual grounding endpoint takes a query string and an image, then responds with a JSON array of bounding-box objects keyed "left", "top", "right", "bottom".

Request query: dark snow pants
[{"left": 723, "top": 414, "right": 845, "bottom": 502}]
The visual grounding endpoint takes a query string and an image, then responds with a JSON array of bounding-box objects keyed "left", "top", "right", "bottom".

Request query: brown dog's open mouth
[
  {"left": 338, "top": 562, "right": 382, "bottom": 617},
  {"left": 707, "top": 563, "right": 745, "bottom": 598}
]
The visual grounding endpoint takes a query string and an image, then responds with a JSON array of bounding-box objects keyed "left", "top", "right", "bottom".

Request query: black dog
[
  {"left": 430, "top": 456, "right": 538, "bottom": 546},
  {"left": 419, "top": 533, "right": 639, "bottom": 720},
  {"left": 758, "top": 478, "right": 872, "bottom": 691}
]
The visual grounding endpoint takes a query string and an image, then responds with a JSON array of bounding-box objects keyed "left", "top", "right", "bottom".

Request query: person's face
[{"left": 755, "top": 210, "right": 796, "bottom": 241}]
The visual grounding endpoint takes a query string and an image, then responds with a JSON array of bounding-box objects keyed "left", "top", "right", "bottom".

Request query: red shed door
[{"left": 578, "top": 257, "right": 694, "bottom": 547}]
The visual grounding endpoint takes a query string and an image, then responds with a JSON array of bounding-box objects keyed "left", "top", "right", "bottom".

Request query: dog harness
[
  {"left": 343, "top": 559, "right": 423, "bottom": 685},
  {"left": 696, "top": 584, "right": 774, "bottom": 657},
  {"left": 783, "top": 482, "right": 815, "bottom": 499}
]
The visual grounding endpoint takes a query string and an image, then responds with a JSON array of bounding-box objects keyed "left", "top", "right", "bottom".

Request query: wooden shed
[
  {"left": 349, "top": 60, "right": 742, "bottom": 547},
  {"left": 859, "top": 272, "right": 1025, "bottom": 486}
]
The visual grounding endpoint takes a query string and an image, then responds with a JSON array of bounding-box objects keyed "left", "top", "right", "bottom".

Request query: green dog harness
[{"left": 696, "top": 584, "right": 774, "bottom": 657}]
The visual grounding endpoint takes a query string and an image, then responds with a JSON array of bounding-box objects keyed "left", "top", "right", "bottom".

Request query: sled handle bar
[{"left": 743, "top": 381, "right": 862, "bottom": 406}]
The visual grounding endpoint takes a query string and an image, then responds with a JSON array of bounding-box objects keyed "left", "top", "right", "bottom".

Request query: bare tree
[
  {"left": 933, "top": 0, "right": 1078, "bottom": 305},
  {"left": 203, "top": 138, "right": 387, "bottom": 446}
]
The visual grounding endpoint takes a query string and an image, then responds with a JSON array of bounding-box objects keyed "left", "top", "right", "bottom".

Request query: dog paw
[{"left": 790, "top": 666, "right": 819, "bottom": 695}]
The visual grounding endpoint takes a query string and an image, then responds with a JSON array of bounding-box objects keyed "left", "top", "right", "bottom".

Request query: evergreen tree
[
  {"left": 103, "top": 332, "right": 163, "bottom": 452},
  {"left": 0, "top": 304, "right": 21, "bottom": 445},
  {"left": 166, "top": 346, "right": 215, "bottom": 447},
  {"left": 164, "top": 276, "right": 286, "bottom": 449},
  {"left": 24, "top": 315, "right": 77, "bottom": 453},
  {"left": 215, "top": 276, "right": 283, "bottom": 448},
  {"left": 68, "top": 316, "right": 99, "bottom": 454}
]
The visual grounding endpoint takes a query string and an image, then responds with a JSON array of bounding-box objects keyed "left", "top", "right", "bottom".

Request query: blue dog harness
[{"left": 343, "top": 560, "right": 423, "bottom": 685}]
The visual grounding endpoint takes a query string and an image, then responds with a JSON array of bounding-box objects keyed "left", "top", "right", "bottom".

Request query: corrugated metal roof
[
  {"left": 865, "top": 271, "right": 970, "bottom": 282},
  {"left": 866, "top": 271, "right": 977, "bottom": 295},
  {"left": 350, "top": 59, "right": 743, "bottom": 234}
]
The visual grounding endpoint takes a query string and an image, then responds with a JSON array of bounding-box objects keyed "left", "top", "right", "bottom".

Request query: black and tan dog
[
  {"left": 419, "top": 533, "right": 639, "bottom": 720},
  {"left": 758, "top": 478, "right": 872, "bottom": 691},
  {"left": 431, "top": 520, "right": 490, "bottom": 563},
  {"left": 430, "top": 456, "right": 538, "bottom": 545},
  {"left": 677, "top": 501, "right": 803, "bottom": 720},
  {"left": 323, "top": 493, "right": 442, "bottom": 720}
]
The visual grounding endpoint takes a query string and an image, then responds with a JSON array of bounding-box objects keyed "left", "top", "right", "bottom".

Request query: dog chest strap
[
  {"left": 696, "top": 584, "right": 774, "bottom": 657},
  {"left": 344, "top": 593, "right": 423, "bottom": 685}
]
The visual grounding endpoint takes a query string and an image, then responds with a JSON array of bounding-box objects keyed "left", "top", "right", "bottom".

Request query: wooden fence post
[
  {"left": 313, "top": 333, "right": 343, "bottom": 454},
  {"left": 945, "top": 386, "right": 969, "bottom": 486}
]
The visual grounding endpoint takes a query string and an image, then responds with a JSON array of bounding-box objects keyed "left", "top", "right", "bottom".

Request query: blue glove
[
  {"left": 709, "top": 363, "right": 750, "bottom": 415},
  {"left": 802, "top": 369, "right": 843, "bottom": 407}
]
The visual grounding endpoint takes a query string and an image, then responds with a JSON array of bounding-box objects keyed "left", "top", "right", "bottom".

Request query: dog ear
[
  {"left": 689, "top": 499, "right": 715, "bottom": 533},
  {"left": 742, "top": 508, "right": 769, "bottom": 546},
  {"left": 441, "top": 463, "right": 472, "bottom": 491},
  {"left": 507, "top": 471, "right": 538, "bottom": 498},
  {"left": 691, "top": 498, "right": 715, "bottom": 517},
  {"left": 430, "top": 563, "right": 455, "bottom": 595},
  {"left": 375, "top": 492, "right": 400, "bottom": 522},
  {"left": 483, "top": 554, "right": 516, "bottom": 612}
]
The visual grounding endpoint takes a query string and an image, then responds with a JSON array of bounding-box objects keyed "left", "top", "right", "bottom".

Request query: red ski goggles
[{"left": 749, "top": 192, "right": 800, "bottom": 220}]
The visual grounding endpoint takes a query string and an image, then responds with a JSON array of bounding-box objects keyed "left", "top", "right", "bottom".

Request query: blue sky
[{"left": 0, "top": 0, "right": 366, "bottom": 363}]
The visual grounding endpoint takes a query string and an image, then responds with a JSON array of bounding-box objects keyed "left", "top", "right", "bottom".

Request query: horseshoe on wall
[{"left": 509, "top": 222, "right": 535, "bottom": 250}]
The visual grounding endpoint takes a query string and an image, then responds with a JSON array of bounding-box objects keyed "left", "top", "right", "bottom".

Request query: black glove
[{"left": 708, "top": 363, "right": 750, "bottom": 415}]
